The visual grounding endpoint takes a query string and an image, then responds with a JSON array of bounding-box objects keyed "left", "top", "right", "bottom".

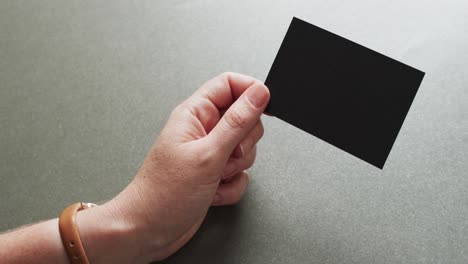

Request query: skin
[{"left": 0, "top": 72, "right": 270, "bottom": 263}]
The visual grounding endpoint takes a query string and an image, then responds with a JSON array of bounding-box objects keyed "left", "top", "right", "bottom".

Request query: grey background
[{"left": 1, "top": 0, "right": 467, "bottom": 263}]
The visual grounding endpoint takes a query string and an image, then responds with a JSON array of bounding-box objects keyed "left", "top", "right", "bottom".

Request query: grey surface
[{"left": 1, "top": 1, "right": 467, "bottom": 263}]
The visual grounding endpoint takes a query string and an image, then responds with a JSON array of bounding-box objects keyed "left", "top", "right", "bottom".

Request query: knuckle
[
  {"left": 229, "top": 189, "right": 243, "bottom": 204},
  {"left": 257, "top": 122, "right": 265, "bottom": 138},
  {"left": 217, "top": 72, "right": 233, "bottom": 84},
  {"left": 233, "top": 175, "right": 249, "bottom": 203},
  {"left": 240, "top": 151, "right": 256, "bottom": 170},
  {"left": 232, "top": 193, "right": 242, "bottom": 204},
  {"left": 249, "top": 147, "right": 257, "bottom": 164},
  {"left": 219, "top": 71, "right": 233, "bottom": 78},
  {"left": 243, "top": 172, "right": 250, "bottom": 186},
  {"left": 171, "top": 101, "right": 188, "bottom": 117},
  {"left": 224, "top": 109, "right": 247, "bottom": 130},
  {"left": 246, "top": 154, "right": 256, "bottom": 168}
]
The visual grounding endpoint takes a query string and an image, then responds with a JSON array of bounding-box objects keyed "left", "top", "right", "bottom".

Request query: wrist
[
  {"left": 75, "top": 199, "right": 151, "bottom": 264},
  {"left": 109, "top": 179, "right": 173, "bottom": 261}
]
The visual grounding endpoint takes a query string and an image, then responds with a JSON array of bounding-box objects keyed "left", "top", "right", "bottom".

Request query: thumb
[{"left": 208, "top": 83, "right": 270, "bottom": 156}]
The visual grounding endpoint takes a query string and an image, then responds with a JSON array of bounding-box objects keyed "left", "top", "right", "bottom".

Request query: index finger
[{"left": 192, "top": 72, "right": 263, "bottom": 110}]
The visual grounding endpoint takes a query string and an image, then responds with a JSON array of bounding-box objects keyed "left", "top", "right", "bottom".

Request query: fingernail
[
  {"left": 233, "top": 144, "right": 244, "bottom": 158},
  {"left": 246, "top": 85, "right": 269, "bottom": 108},
  {"left": 223, "top": 162, "right": 236, "bottom": 179}
]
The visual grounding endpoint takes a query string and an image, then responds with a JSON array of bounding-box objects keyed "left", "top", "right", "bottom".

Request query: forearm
[
  {"left": 0, "top": 218, "right": 68, "bottom": 263},
  {"left": 0, "top": 198, "right": 151, "bottom": 264}
]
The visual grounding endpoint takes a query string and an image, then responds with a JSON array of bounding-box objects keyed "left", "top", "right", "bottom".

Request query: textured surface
[{"left": 1, "top": 1, "right": 467, "bottom": 263}]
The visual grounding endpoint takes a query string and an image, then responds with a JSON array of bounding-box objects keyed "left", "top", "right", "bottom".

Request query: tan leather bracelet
[{"left": 59, "top": 202, "right": 97, "bottom": 264}]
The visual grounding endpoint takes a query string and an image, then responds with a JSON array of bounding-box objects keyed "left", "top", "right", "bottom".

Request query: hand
[{"left": 76, "top": 72, "right": 270, "bottom": 263}]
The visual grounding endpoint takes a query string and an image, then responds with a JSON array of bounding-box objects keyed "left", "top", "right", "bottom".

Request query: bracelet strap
[{"left": 59, "top": 202, "right": 96, "bottom": 264}]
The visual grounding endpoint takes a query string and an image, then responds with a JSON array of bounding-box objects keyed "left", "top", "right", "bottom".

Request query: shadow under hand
[{"left": 157, "top": 204, "right": 245, "bottom": 264}]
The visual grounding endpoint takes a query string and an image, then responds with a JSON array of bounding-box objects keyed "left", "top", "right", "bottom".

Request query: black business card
[{"left": 265, "top": 17, "right": 425, "bottom": 169}]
